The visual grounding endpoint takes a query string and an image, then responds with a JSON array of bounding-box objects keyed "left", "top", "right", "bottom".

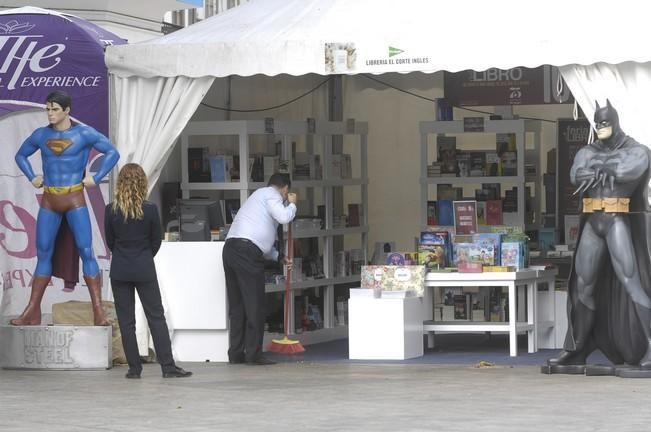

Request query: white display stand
[
  {"left": 423, "top": 269, "right": 557, "bottom": 357},
  {"left": 537, "top": 289, "right": 568, "bottom": 349},
  {"left": 155, "top": 241, "right": 228, "bottom": 362},
  {"left": 348, "top": 296, "right": 424, "bottom": 360}
]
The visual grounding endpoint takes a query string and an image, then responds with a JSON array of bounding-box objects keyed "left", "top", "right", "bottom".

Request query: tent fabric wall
[
  {"left": 560, "top": 62, "right": 651, "bottom": 147},
  {"left": 112, "top": 75, "right": 214, "bottom": 190}
]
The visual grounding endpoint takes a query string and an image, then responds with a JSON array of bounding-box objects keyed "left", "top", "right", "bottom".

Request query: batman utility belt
[
  {"left": 43, "top": 183, "right": 84, "bottom": 195},
  {"left": 582, "top": 197, "right": 630, "bottom": 213}
]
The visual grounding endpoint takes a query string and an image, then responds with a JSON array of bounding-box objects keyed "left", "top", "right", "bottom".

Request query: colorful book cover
[
  {"left": 472, "top": 233, "right": 502, "bottom": 266},
  {"left": 419, "top": 244, "right": 447, "bottom": 270},
  {"left": 386, "top": 252, "right": 418, "bottom": 266},
  {"left": 501, "top": 241, "right": 526, "bottom": 270},
  {"left": 453, "top": 242, "right": 473, "bottom": 266},
  {"left": 380, "top": 265, "right": 426, "bottom": 297},
  {"left": 453, "top": 200, "right": 477, "bottom": 235},
  {"left": 360, "top": 265, "right": 385, "bottom": 289},
  {"left": 486, "top": 200, "right": 503, "bottom": 225}
]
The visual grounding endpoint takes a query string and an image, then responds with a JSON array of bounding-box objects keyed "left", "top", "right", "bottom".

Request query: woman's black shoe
[
  {"left": 125, "top": 371, "right": 141, "bottom": 379},
  {"left": 162, "top": 366, "right": 193, "bottom": 378}
]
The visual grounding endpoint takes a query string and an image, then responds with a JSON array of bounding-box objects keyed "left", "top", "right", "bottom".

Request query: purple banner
[{"left": 0, "top": 10, "right": 126, "bottom": 134}]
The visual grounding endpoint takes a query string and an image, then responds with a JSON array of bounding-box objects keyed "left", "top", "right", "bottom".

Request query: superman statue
[
  {"left": 11, "top": 90, "right": 119, "bottom": 326},
  {"left": 548, "top": 100, "right": 651, "bottom": 371}
]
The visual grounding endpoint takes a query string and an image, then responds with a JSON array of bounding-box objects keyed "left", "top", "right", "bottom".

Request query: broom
[{"left": 266, "top": 223, "right": 305, "bottom": 354}]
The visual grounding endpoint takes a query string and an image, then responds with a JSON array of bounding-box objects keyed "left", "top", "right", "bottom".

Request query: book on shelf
[
  {"left": 437, "top": 200, "right": 454, "bottom": 226},
  {"left": 437, "top": 184, "right": 462, "bottom": 200},
  {"left": 496, "top": 133, "right": 516, "bottom": 153},
  {"left": 485, "top": 151, "right": 501, "bottom": 176},
  {"left": 472, "top": 233, "right": 502, "bottom": 266},
  {"left": 437, "top": 136, "right": 458, "bottom": 175},
  {"left": 564, "top": 214, "right": 581, "bottom": 249},
  {"left": 482, "top": 183, "right": 501, "bottom": 200},
  {"left": 469, "top": 152, "right": 486, "bottom": 177},
  {"left": 453, "top": 200, "right": 477, "bottom": 235},
  {"left": 419, "top": 231, "right": 451, "bottom": 270},
  {"left": 208, "top": 155, "right": 233, "bottom": 183},
  {"left": 188, "top": 147, "right": 211, "bottom": 182},
  {"left": 436, "top": 135, "right": 457, "bottom": 175},
  {"left": 453, "top": 294, "right": 472, "bottom": 320},
  {"left": 501, "top": 241, "right": 526, "bottom": 270},
  {"left": 486, "top": 200, "right": 503, "bottom": 225},
  {"left": 501, "top": 151, "right": 517, "bottom": 176},
  {"left": 456, "top": 152, "right": 471, "bottom": 177},
  {"left": 476, "top": 201, "right": 487, "bottom": 225},
  {"left": 386, "top": 252, "right": 419, "bottom": 266},
  {"left": 348, "top": 203, "right": 361, "bottom": 227},
  {"left": 427, "top": 201, "right": 438, "bottom": 225}
]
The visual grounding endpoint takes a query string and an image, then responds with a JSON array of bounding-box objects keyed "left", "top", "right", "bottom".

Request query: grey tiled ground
[{"left": 1, "top": 362, "right": 650, "bottom": 431}]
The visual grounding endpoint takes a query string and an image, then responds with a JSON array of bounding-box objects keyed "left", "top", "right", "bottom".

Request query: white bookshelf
[
  {"left": 179, "top": 119, "right": 369, "bottom": 337},
  {"left": 419, "top": 119, "right": 542, "bottom": 230}
]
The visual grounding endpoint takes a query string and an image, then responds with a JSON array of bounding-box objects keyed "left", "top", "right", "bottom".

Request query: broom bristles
[{"left": 266, "top": 336, "right": 305, "bottom": 354}]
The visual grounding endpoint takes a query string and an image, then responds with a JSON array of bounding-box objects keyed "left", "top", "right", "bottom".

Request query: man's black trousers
[{"left": 222, "top": 238, "right": 266, "bottom": 362}]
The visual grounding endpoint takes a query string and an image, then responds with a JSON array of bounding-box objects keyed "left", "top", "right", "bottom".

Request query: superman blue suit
[{"left": 11, "top": 123, "right": 119, "bottom": 326}]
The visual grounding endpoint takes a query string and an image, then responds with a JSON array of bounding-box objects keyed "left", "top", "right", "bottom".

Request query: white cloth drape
[
  {"left": 112, "top": 75, "right": 215, "bottom": 191},
  {"left": 560, "top": 62, "right": 651, "bottom": 147},
  {"left": 110, "top": 74, "right": 213, "bottom": 354}
]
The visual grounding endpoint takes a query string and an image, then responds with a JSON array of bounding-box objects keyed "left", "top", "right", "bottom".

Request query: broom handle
[{"left": 283, "top": 223, "right": 293, "bottom": 337}]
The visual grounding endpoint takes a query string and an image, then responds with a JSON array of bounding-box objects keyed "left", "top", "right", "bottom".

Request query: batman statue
[{"left": 548, "top": 100, "right": 651, "bottom": 371}]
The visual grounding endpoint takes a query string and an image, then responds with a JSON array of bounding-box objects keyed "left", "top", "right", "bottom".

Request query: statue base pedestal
[
  {"left": 0, "top": 325, "right": 112, "bottom": 370},
  {"left": 541, "top": 363, "right": 651, "bottom": 378},
  {"left": 540, "top": 364, "right": 585, "bottom": 375}
]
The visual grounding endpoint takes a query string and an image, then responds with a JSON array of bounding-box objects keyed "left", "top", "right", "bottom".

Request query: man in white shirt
[{"left": 223, "top": 173, "right": 297, "bottom": 365}]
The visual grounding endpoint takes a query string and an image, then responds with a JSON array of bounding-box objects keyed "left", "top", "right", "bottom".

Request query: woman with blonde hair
[{"left": 104, "top": 163, "right": 191, "bottom": 379}]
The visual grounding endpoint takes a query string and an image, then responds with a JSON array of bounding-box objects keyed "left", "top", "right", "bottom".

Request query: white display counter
[
  {"left": 155, "top": 241, "right": 228, "bottom": 362},
  {"left": 348, "top": 296, "right": 424, "bottom": 360}
]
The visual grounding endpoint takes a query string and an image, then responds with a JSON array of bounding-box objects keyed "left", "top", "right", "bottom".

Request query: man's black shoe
[
  {"left": 229, "top": 355, "right": 245, "bottom": 364},
  {"left": 246, "top": 357, "right": 276, "bottom": 366},
  {"left": 162, "top": 366, "right": 193, "bottom": 378},
  {"left": 125, "top": 371, "right": 141, "bottom": 379}
]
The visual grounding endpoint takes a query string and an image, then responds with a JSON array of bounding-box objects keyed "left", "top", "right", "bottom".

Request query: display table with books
[{"left": 423, "top": 268, "right": 557, "bottom": 357}]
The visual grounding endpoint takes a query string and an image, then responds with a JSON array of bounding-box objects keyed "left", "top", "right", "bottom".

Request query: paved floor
[{"left": 1, "top": 361, "right": 650, "bottom": 432}]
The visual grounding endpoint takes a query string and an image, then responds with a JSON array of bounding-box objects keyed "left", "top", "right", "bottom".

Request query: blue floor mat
[{"left": 266, "top": 334, "right": 610, "bottom": 366}]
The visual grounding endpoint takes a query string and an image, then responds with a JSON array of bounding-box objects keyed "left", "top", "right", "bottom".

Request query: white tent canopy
[
  {"left": 104, "top": 0, "right": 651, "bottom": 190},
  {"left": 106, "top": 0, "right": 651, "bottom": 78}
]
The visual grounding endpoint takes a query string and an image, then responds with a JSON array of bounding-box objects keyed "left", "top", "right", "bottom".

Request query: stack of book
[{"left": 427, "top": 162, "right": 443, "bottom": 177}]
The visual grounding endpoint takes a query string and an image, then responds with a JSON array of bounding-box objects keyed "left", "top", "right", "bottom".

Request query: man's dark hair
[
  {"left": 46, "top": 91, "right": 71, "bottom": 111},
  {"left": 268, "top": 172, "right": 291, "bottom": 188}
]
